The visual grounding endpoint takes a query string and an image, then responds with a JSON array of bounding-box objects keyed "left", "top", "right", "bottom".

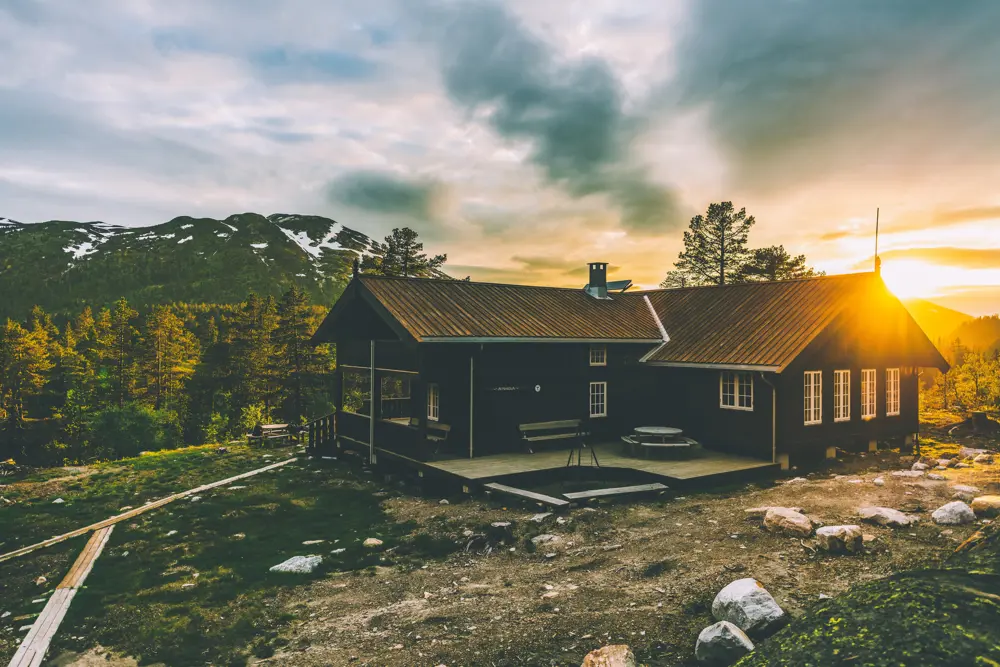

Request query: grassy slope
[
  {"left": 903, "top": 298, "right": 974, "bottom": 348},
  {"left": 0, "top": 445, "right": 457, "bottom": 666}
]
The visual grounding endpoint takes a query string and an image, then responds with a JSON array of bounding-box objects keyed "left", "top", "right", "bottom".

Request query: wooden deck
[{"left": 419, "top": 442, "right": 777, "bottom": 484}]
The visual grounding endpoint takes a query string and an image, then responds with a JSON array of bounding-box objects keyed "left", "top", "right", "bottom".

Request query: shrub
[{"left": 85, "top": 404, "right": 184, "bottom": 459}]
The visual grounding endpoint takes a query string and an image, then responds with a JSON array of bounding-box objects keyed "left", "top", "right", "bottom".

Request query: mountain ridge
[{"left": 0, "top": 212, "right": 372, "bottom": 318}]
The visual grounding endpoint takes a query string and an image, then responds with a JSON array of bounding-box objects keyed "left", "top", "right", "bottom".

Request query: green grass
[{"left": 1, "top": 447, "right": 463, "bottom": 666}]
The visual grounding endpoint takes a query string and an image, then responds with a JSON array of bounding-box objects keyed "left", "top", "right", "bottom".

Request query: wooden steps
[
  {"left": 483, "top": 482, "right": 570, "bottom": 508},
  {"left": 563, "top": 483, "right": 668, "bottom": 501}
]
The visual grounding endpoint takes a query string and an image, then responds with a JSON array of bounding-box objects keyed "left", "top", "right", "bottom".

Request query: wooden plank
[
  {"left": 563, "top": 483, "right": 668, "bottom": 500},
  {"left": 483, "top": 482, "right": 570, "bottom": 507},
  {"left": 519, "top": 420, "right": 581, "bottom": 431},
  {"left": 8, "top": 526, "right": 115, "bottom": 667},
  {"left": 0, "top": 458, "right": 297, "bottom": 564}
]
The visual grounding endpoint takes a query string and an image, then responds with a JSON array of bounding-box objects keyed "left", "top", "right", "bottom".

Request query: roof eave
[
  {"left": 418, "top": 336, "right": 662, "bottom": 344},
  {"left": 644, "top": 361, "right": 783, "bottom": 373}
]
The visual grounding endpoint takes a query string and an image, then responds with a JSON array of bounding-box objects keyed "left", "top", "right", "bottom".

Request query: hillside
[
  {"left": 0, "top": 213, "right": 372, "bottom": 318},
  {"left": 903, "top": 298, "right": 973, "bottom": 348},
  {"left": 951, "top": 315, "right": 1000, "bottom": 354}
]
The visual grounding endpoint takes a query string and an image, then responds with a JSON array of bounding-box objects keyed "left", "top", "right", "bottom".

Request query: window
[
  {"left": 861, "top": 369, "right": 876, "bottom": 420},
  {"left": 427, "top": 383, "right": 439, "bottom": 421},
  {"left": 834, "top": 370, "right": 851, "bottom": 422},
  {"left": 720, "top": 372, "right": 753, "bottom": 410},
  {"left": 590, "top": 345, "right": 607, "bottom": 366},
  {"left": 886, "top": 368, "right": 900, "bottom": 416},
  {"left": 589, "top": 381, "right": 607, "bottom": 418},
  {"left": 804, "top": 371, "right": 822, "bottom": 425}
]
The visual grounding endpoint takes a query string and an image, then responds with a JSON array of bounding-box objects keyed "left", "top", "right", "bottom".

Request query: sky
[{"left": 3, "top": 0, "right": 1000, "bottom": 315}]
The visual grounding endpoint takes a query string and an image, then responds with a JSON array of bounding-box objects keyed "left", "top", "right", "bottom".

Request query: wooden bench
[
  {"left": 518, "top": 419, "right": 587, "bottom": 454},
  {"left": 427, "top": 422, "right": 451, "bottom": 444},
  {"left": 248, "top": 424, "right": 299, "bottom": 447}
]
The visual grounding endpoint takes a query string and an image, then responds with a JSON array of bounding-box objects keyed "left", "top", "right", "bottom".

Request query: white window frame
[
  {"left": 833, "top": 370, "right": 851, "bottom": 422},
  {"left": 861, "top": 369, "right": 876, "bottom": 421},
  {"left": 720, "top": 371, "right": 754, "bottom": 411},
  {"left": 886, "top": 368, "right": 900, "bottom": 416},
  {"left": 589, "top": 381, "right": 607, "bottom": 418},
  {"left": 427, "top": 383, "right": 439, "bottom": 422},
  {"left": 804, "top": 371, "right": 822, "bottom": 425},
  {"left": 589, "top": 345, "right": 607, "bottom": 367}
]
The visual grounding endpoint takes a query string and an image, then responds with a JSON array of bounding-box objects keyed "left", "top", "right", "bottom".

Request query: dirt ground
[{"left": 263, "top": 432, "right": 1000, "bottom": 666}]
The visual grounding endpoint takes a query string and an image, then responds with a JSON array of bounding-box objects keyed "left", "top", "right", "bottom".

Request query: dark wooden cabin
[{"left": 311, "top": 263, "right": 947, "bottom": 480}]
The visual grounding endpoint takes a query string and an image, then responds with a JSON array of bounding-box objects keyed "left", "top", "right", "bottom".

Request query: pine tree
[
  {"left": 741, "top": 245, "right": 824, "bottom": 282},
  {"left": 0, "top": 319, "right": 53, "bottom": 426},
  {"left": 110, "top": 298, "right": 138, "bottom": 408},
  {"left": 361, "top": 227, "right": 447, "bottom": 278},
  {"left": 274, "top": 285, "right": 329, "bottom": 421},
  {"left": 669, "top": 202, "right": 755, "bottom": 286},
  {"left": 140, "top": 306, "right": 200, "bottom": 409},
  {"left": 231, "top": 293, "right": 279, "bottom": 420}
]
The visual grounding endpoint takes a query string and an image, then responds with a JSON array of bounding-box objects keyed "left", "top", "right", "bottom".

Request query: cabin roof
[
  {"left": 357, "top": 274, "right": 660, "bottom": 342},
  {"left": 315, "top": 271, "right": 948, "bottom": 372}
]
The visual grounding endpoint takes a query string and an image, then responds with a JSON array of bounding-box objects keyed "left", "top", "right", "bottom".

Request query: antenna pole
[{"left": 874, "top": 207, "right": 881, "bottom": 275}]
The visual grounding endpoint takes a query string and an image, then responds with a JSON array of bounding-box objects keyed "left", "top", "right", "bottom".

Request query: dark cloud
[
  {"left": 671, "top": 0, "right": 1000, "bottom": 191},
  {"left": 435, "top": 2, "right": 681, "bottom": 233},
  {"left": 326, "top": 171, "right": 444, "bottom": 219}
]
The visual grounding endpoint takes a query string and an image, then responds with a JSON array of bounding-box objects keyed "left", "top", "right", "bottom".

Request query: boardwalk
[{"left": 7, "top": 526, "right": 115, "bottom": 667}]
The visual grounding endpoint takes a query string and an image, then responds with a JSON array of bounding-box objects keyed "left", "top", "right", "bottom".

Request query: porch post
[
  {"left": 469, "top": 352, "right": 474, "bottom": 459},
  {"left": 370, "top": 339, "right": 376, "bottom": 464}
]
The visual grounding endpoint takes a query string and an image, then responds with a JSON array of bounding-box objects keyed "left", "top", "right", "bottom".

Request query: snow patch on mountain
[
  {"left": 251, "top": 243, "right": 268, "bottom": 249},
  {"left": 275, "top": 222, "right": 343, "bottom": 259},
  {"left": 181, "top": 224, "right": 193, "bottom": 230},
  {"left": 64, "top": 241, "right": 98, "bottom": 259},
  {"left": 178, "top": 236, "right": 193, "bottom": 244}
]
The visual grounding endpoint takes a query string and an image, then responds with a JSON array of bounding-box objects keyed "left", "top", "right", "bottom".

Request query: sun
[{"left": 879, "top": 259, "right": 959, "bottom": 301}]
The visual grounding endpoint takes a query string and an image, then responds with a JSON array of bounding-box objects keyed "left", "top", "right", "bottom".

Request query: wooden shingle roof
[{"left": 358, "top": 275, "right": 660, "bottom": 342}]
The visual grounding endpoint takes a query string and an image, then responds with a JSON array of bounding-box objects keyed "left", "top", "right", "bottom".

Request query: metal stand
[{"left": 566, "top": 444, "right": 600, "bottom": 468}]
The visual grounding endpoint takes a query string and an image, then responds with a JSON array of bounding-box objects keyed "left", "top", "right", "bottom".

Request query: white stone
[
  {"left": 952, "top": 484, "right": 982, "bottom": 502},
  {"left": 712, "top": 578, "right": 786, "bottom": 636},
  {"left": 927, "top": 473, "right": 946, "bottom": 481},
  {"left": 269, "top": 555, "right": 323, "bottom": 574},
  {"left": 971, "top": 496, "right": 1000, "bottom": 518},
  {"left": 331, "top": 548, "right": 346, "bottom": 554},
  {"left": 815, "top": 525, "right": 863, "bottom": 553},
  {"left": 165, "top": 530, "right": 178, "bottom": 537},
  {"left": 763, "top": 508, "right": 813, "bottom": 537},
  {"left": 858, "top": 507, "right": 916, "bottom": 527},
  {"left": 302, "top": 539, "right": 325, "bottom": 545},
  {"left": 52, "top": 498, "right": 65, "bottom": 504},
  {"left": 744, "top": 506, "right": 803, "bottom": 520},
  {"left": 955, "top": 462, "right": 971, "bottom": 469},
  {"left": 938, "top": 459, "right": 956, "bottom": 468},
  {"left": 931, "top": 501, "right": 976, "bottom": 525},
  {"left": 530, "top": 512, "right": 552, "bottom": 522},
  {"left": 784, "top": 477, "right": 808, "bottom": 484},
  {"left": 891, "top": 470, "right": 923, "bottom": 478},
  {"left": 1, "top": 611, "right": 10, "bottom": 619},
  {"left": 531, "top": 533, "right": 561, "bottom": 546},
  {"left": 695, "top": 621, "right": 755, "bottom": 665},
  {"left": 438, "top": 499, "right": 449, "bottom": 505},
  {"left": 911, "top": 462, "right": 929, "bottom": 471},
  {"left": 873, "top": 477, "right": 885, "bottom": 486},
  {"left": 974, "top": 454, "right": 994, "bottom": 464},
  {"left": 363, "top": 537, "right": 383, "bottom": 548}
]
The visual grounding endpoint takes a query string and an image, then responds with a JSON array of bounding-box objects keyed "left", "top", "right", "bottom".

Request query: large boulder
[
  {"left": 815, "top": 525, "right": 863, "bottom": 554},
  {"left": 952, "top": 485, "right": 982, "bottom": 503},
  {"left": 712, "top": 578, "right": 786, "bottom": 637},
  {"left": 971, "top": 496, "right": 1000, "bottom": 518},
  {"left": 695, "top": 621, "right": 755, "bottom": 665},
  {"left": 744, "top": 506, "right": 803, "bottom": 521},
  {"left": 763, "top": 508, "right": 813, "bottom": 537},
  {"left": 858, "top": 507, "right": 917, "bottom": 527},
  {"left": 580, "top": 644, "right": 635, "bottom": 667},
  {"left": 911, "top": 461, "right": 930, "bottom": 471},
  {"left": 269, "top": 555, "right": 322, "bottom": 574},
  {"left": 974, "top": 453, "right": 994, "bottom": 464},
  {"left": 931, "top": 501, "right": 976, "bottom": 525}
]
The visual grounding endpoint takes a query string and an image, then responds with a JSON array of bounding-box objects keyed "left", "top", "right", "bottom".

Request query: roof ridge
[
  {"left": 358, "top": 273, "right": 640, "bottom": 294},
  {"left": 634, "top": 271, "right": 874, "bottom": 295}
]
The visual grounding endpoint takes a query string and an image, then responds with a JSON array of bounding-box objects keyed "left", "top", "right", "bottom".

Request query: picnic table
[
  {"left": 622, "top": 426, "right": 696, "bottom": 459},
  {"left": 633, "top": 426, "right": 684, "bottom": 442}
]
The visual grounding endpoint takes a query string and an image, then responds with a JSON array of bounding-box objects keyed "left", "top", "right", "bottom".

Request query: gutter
[{"left": 638, "top": 296, "right": 670, "bottom": 363}]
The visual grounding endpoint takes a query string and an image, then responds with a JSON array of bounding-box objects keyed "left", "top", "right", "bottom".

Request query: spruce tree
[
  {"left": 361, "top": 227, "right": 447, "bottom": 278},
  {"left": 274, "top": 285, "right": 329, "bottom": 421},
  {"left": 670, "top": 202, "right": 755, "bottom": 286},
  {"left": 0, "top": 319, "right": 53, "bottom": 426}
]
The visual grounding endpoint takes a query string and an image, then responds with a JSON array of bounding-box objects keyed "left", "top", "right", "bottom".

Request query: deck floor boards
[{"left": 424, "top": 442, "right": 776, "bottom": 483}]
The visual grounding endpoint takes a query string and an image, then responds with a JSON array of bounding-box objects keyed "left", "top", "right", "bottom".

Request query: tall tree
[
  {"left": 670, "top": 202, "right": 755, "bottom": 286},
  {"left": 274, "top": 285, "right": 329, "bottom": 421},
  {"left": 741, "top": 245, "right": 824, "bottom": 282},
  {"left": 231, "top": 293, "right": 279, "bottom": 419},
  {"left": 110, "top": 298, "right": 139, "bottom": 408},
  {"left": 361, "top": 227, "right": 447, "bottom": 278},
  {"left": 140, "top": 306, "right": 200, "bottom": 409},
  {"left": 0, "top": 319, "right": 52, "bottom": 426}
]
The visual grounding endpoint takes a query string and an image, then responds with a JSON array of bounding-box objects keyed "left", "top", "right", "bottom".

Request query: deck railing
[{"left": 306, "top": 413, "right": 336, "bottom": 453}]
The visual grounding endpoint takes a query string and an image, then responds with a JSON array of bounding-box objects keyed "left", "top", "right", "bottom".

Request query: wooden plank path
[
  {"left": 0, "top": 457, "right": 297, "bottom": 564},
  {"left": 483, "top": 482, "right": 570, "bottom": 508},
  {"left": 562, "top": 482, "right": 668, "bottom": 500},
  {"left": 7, "top": 526, "right": 115, "bottom": 667}
]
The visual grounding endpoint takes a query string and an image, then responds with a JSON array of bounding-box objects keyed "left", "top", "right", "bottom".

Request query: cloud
[
  {"left": 861, "top": 246, "right": 1000, "bottom": 270},
  {"left": 249, "top": 47, "right": 379, "bottom": 83},
  {"left": 670, "top": 0, "right": 1000, "bottom": 192},
  {"left": 934, "top": 206, "right": 1000, "bottom": 225},
  {"left": 433, "top": 2, "right": 681, "bottom": 233},
  {"left": 326, "top": 171, "right": 446, "bottom": 220}
]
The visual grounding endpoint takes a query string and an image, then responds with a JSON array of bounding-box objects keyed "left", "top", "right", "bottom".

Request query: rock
[
  {"left": 784, "top": 477, "right": 808, "bottom": 484},
  {"left": 971, "top": 496, "right": 1000, "bottom": 518},
  {"left": 939, "top": 458, "right": 957, "bottom": 468},
  {"left": 35, "top": 576, "right": 47, "bottom": 586},
  {"left": 974, "top": 454, "right": 994, "bottom": 464},
  {"left": 891, "top": 470, "right": 924, "bottom": 478},
  {"left": 530, "top": 512, "right": 552, "bottom": 522},
  {"left": 931, "top": 501, "right": 976, "bottom": 525},
  {"left": 695, "top": 621, "right": 755, "bottom": 665},
  {"left": 911, "top": 462, "right": 929, "bottom": 471},
  {"left": 763, "top": 508, "right": 813, "bottom": 537},
  {"left": 52, "top": 497, "right": 65, "bottom": 504},
  {"left": 580, "top": 644, "right": 636, "bottom": 667},
  {"left": 858, "top": 507, "right": 917, "bottom": 527},
  {"left": 531, "top": 533, "right": 562, "bottom": 546},
  {"left": 954, "top": 462, "right": 971, "bottom": 469},
  {"left": 269, "top": 555, "right": 322, "bottom": 574},
  {"left": 302, "top": 539, "right": 325, "bottom": 545},
  {"left": 363, "top": 538, "right": 384, "bottom": 548},
  {"left": 331, "top": 548, "right": 346, "bottom": 554},
  {"left": 847, "top": 479, "right": 863, "bottom": 484},
  {"left": 439, "top": 499, "right": 449, "bottom": 505},
  {"left": 952, "top": 484, "right": 982, "bottom": 502},
  {"left": 873, "top": 477, "right": 885, "bottom": 486},
  {"left": 815, "top": 525, "right": 863, "bottom": 553},
  {"left": 927, "top": 473, "right": 946, "bottom": 481},
  {"left": 712, "top": 578, "right": 786, "bottom": 636},
  {"left": 744, "top": 506, "right": 804, "bottom": 520},
  {"left": 165, "top": 530, "right": 178, "bottom": 537}
]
